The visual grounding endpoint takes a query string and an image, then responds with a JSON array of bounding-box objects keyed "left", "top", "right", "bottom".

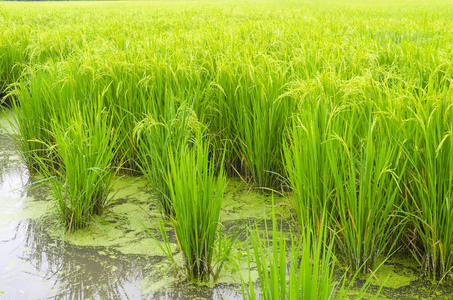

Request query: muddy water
[{"left": 1, "top": 110, "right": 453, "bottom": 299}]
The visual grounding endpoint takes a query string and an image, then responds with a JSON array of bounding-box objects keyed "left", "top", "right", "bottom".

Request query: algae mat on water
[
  {"left": 2, "top": 166, "right": 453, "bottom": 298},
  {"left": 1, "top": 113, "right": 453, "bottom": 298},
  {"left": 0, "top": 144, "right": 267, "bottom": 298}
]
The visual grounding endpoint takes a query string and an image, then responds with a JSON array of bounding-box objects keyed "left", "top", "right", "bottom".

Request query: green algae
[
  {"left": 57, "top": 177, "right": 277, "bottom": 258},
  {"left": 344, "top": 254, "right": 453, "bottom": 299},
  {"left": 3, "top": 166, "right": 453, "bottom": 299},
  {"left": 39, "top": 175, "right": 274, "bottom": 295},
  {"left": 374, "top": 264, "right": 417, "bottom": 289},
  {"left": 222, "top": 178, "right": 276, "bottom": 221},
  {"left": 2, "top": 118, "right": 453, "bottom": 299},
  {"left": 374, "top": 256, "right": 422, "bottom": 288},
  {"left": 55, "top": 177, "right": 174, "bottom": 257}
]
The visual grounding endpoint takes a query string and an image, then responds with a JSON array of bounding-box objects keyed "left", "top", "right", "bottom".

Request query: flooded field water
[
  {"left": 0, "top": 111, "right": 260, "bottom": 299},
  {"left": 1, "top": 111, "right": 453, "bottom": 300}
]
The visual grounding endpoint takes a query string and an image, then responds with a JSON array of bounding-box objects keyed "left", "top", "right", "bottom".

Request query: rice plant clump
[
  {"left": 404, "top": 95, "right": 453, "bottom": 280},
  {"left": 327, "top": 114, "right": 406, "bottom": 273},
  {"left": 283, "top": 97, "right": 334, "bottom": 233},
  {"left": 134, "top": 103, "right": 204, "bottom": 217},
  {"left": 160, "top": 132, "right": 227, "bottom": 282},
  {"left": 35, "top": 103, "right": 120, "bottom": 232},
  {"left": 241, "top": 204, "right": 379, "bottom": 300}
]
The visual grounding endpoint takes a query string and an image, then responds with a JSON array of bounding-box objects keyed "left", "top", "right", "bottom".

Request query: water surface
[{"left": 1, "top": 110, "right": 453, "bottom": 299}]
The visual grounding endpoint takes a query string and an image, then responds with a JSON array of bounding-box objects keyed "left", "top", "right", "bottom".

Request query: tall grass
[
  {"left": 134, "top": 103, "right": 204, "bottom": 216},
  {"left": 241, "top": 204, "right": 380, "bottom": 300},
  {"left": 158, "top": 132, "right": 227, "bottom": 282},
  {"left": 2, "top": 0, "right": 453, "bottom": 285},
  {"left": 34, "top": 100, "right": 121, "bottom": 232},
  {"left": 404, "top": 92, "right": 453, "bottom": 280}
]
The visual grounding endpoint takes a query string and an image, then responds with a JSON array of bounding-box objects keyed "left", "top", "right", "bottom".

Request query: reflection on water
[
  {"left": 0, "top": 131, "right": 242, "bottom": 299},
  {"left": 1, "top": 207, "right": 241, "bottom": 299}
]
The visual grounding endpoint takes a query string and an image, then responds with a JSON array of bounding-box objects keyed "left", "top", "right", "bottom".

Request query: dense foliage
[{"left": 2, "top": 0, "right": 453, "bottom": 288}]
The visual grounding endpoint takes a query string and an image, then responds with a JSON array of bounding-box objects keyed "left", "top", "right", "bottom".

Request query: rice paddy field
[{"left": 1, "top": 0, "right": 453, "bottom": 298}]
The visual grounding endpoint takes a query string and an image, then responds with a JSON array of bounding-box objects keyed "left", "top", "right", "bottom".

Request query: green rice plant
[
  {"left": 0, "top": 30, "right": 28, "bottom": 97},
  {"left": 283, "top": 97, "right": 335, "bottom": 232},
  {"left": 327, "top": 113, "right": 406, "bottom": 273},
  {"left": 242, "top": 212, "right": 338, "bottom": 299},
  {"left": 7, "top": 72, "right": 58, "bottom": 171},
  {"left": 33, "top": 100, "right": 121, "bottom": 232},
  {"left": 214, "top": 65, "right": 295, "bottom": 188},
  {"left": 134, "top": 103, "right": 204, "bottom": 216},
  {"left": 241, "top": 203, "right": 380, "bottom": 300},
  {"left": 156, "top": 132, "right": 227, "bottom": 282},
  {"left": 403, "top": 92, "right": 453, "bottom": 280},
  {"left": 1, "top": 0, "right": 453, "bottom": 280}
]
